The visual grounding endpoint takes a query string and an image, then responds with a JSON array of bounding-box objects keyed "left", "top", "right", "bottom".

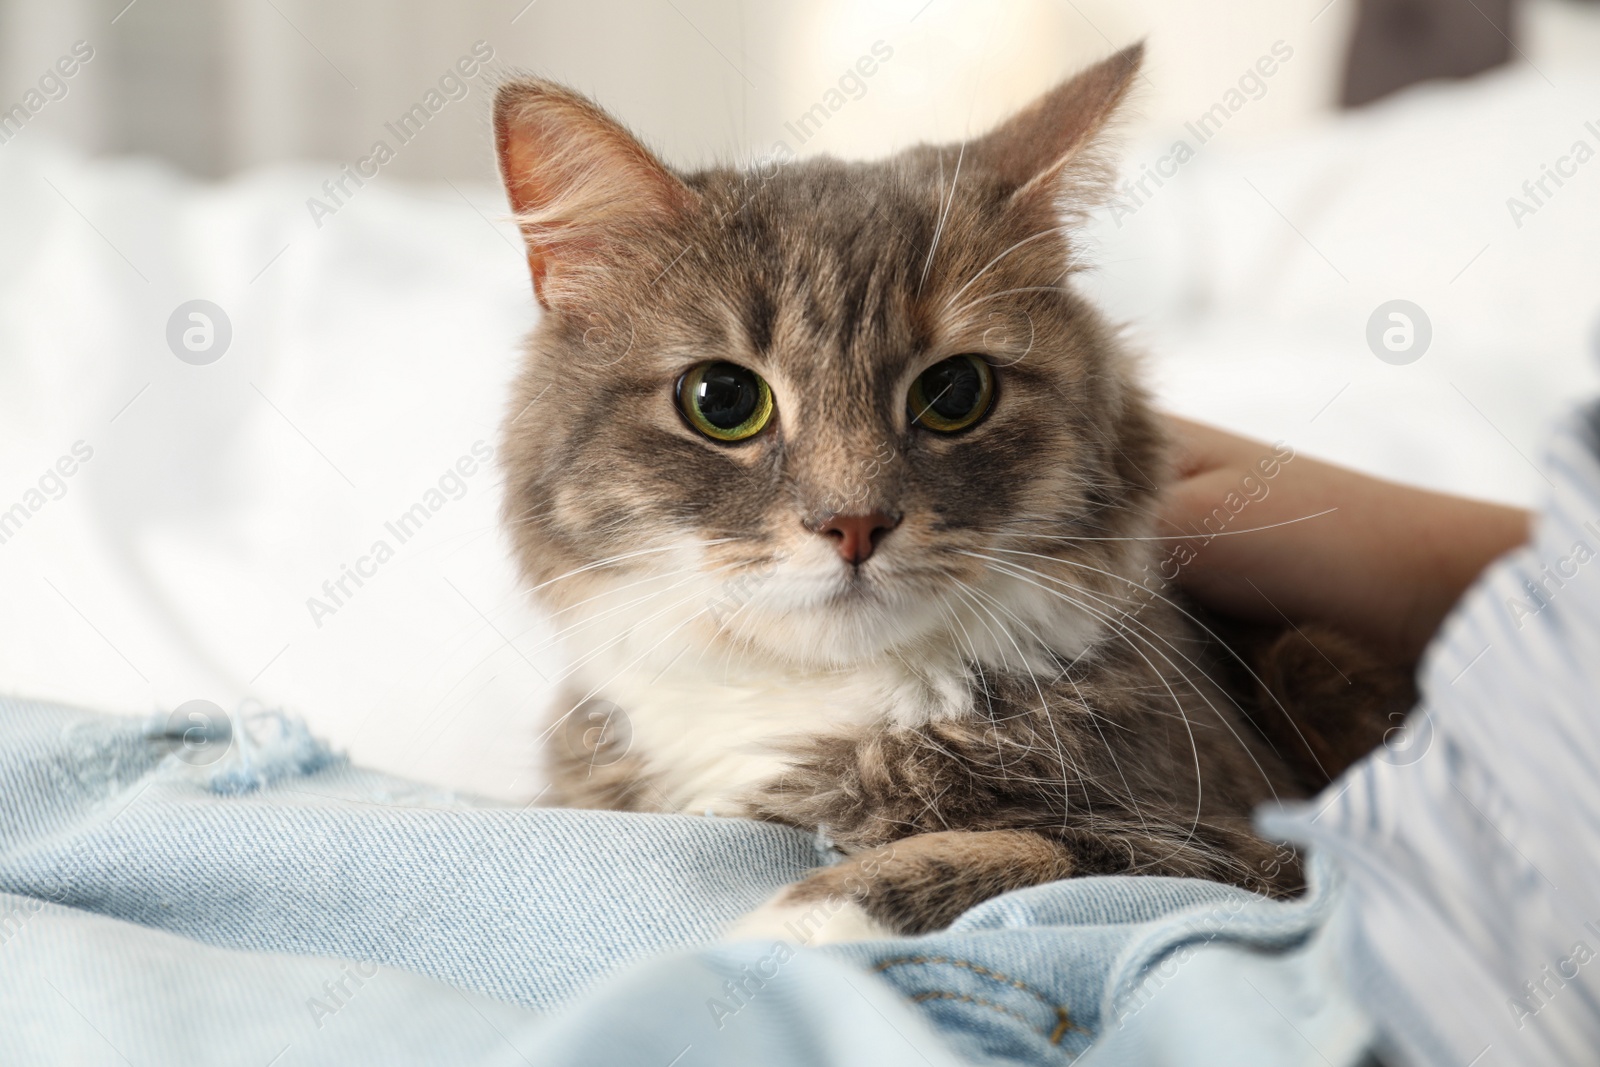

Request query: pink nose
[{"left": 815, "top": 512, "right": 900, "bottom": 565}]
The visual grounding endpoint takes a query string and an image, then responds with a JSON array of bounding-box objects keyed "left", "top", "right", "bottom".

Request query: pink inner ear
[
  {"left": 497, "top": 111, "right": 579, "bottom": 299},
  {"left": 494, "top": 83, "right": 695, "bottom": 306}
]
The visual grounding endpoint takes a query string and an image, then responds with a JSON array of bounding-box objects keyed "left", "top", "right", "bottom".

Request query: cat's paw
[{"left": 725, "top": 888, "right": 893, "bottom": 945}]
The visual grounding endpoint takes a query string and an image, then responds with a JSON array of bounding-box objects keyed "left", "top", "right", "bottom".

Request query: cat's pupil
[
  {"left": 694, "top": 363, "right": 761, "bottom": 429},
  {"left": 921, "top": 358, "right": 983, "bottom": 418}
]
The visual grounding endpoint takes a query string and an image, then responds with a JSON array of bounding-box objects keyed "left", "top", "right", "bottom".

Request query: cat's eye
[
  {"left": 677, "top": 361, "right": 775, "bottom": 442},
  {"left": 908, "top": 355, "right": 994, "bottom": 433}
]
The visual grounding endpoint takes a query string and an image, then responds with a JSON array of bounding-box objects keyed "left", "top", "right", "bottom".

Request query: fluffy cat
[{"left": 492, "top": 45, "right": 1409, "bottom": 939}]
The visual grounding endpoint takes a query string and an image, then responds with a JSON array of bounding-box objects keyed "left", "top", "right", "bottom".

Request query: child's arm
[{"left": 1158, "top": 416, "right": 1533, "bottom": 660}]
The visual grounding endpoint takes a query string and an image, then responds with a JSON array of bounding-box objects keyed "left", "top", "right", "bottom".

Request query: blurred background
[
  {"left": 6, "top": 0, "right": 1597, "bottom": 175},
  {"left": 2, "top": 0, "right": 1599, "bottom": 799},
  {"left": 6, "top": 0, "right": 1360, "bottom": 175}
]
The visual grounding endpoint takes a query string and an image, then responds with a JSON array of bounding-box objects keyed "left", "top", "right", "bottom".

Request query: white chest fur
[{"left": 561, "top": 620, "right": 973, "bottom": 816}]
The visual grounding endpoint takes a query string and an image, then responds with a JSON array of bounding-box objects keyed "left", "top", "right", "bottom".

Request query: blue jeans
[{"left": 0, "top": 696, "right": 1369, "bottom": 1066}]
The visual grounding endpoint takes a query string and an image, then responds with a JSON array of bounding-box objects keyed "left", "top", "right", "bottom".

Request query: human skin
[{"left": 1158, "top": 416, "right": 1533, "bottom": 662}]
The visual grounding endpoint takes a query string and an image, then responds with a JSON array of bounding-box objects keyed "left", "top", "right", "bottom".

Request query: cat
[{"left": 491, "top": 44, "right": 1411, "bottom": 940}]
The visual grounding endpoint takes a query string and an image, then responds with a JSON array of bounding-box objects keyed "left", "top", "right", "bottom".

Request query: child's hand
[{"left": 1158, "top": 416, "right": 1532, "bottom": 660}]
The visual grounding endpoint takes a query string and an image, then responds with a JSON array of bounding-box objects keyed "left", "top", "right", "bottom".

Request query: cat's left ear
[
  {"left": 494, "top": 79, "right": 697, "bottom": 308},
  {"left": 967, "top": 42, "right": 1143, "bottom": 213}
]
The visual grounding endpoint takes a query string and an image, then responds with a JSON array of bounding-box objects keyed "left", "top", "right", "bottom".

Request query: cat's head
[{"left": 494, "top": 45, "right": 1166, "bottom": 678}]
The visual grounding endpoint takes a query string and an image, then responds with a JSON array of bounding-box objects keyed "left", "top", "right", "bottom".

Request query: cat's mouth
[
  {"left": 833, "top": 562, "right": 875, "bottom": 592},
  {"left": 823, "top": 571, "right": 882, "bottom": 611},
  {"left": 692, "top": 534, "right": 976, "bottom": 665},
  {"left": 741, "top": 555, "right": 897, "bottom": 621}
]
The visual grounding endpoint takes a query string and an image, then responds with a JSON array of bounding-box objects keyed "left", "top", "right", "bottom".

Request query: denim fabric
[
  {"left": 533, "top": 945, "right": 968, "bottom": 1067},
  {"left": 0, "top": 695, "right": 1375, "bottom": 1065},
  {"left": 1077, "top": 882, "right": 1374, "bottom": 1067},
  {"left": 0, "top": 698, "right": 822, "bottom": 1011},
  {"left": 530, "top": 857, "right": 1369, "bottom": 1067},
  {"left": 0, "top": 890, "right": 550, "bottom": 1066}
]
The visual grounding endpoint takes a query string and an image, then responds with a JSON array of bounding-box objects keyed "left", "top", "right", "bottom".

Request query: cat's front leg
[{"left": 727, "top": 829, "right": 1076, "bottom": 943}]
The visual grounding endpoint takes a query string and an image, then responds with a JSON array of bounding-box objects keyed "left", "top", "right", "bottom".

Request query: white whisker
[
  {"left": 968, "top": 547, "right": 1325, "bottom": 789},
  {"left": 940, "top": 224, "right": 1070, "bottom": 312},
  {"left": 919, "top": 142, "right": 965, "bottom": 296}
]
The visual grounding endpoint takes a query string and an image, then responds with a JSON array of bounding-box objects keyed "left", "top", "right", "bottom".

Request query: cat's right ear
[
  {"left": 967, "top": 42, "right": 1144, "bottom": 216},
  {"left": 494, "top": 80, "right": 696, "bottom": 308}
]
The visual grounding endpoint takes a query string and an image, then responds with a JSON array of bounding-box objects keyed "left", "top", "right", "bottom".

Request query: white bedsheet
[{"left": 3, "top": 59, "right": 1597, "bottom": 799}]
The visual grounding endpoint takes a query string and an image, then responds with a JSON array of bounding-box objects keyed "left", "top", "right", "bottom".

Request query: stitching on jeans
[
  {"left": 874, "top": 955, "right": 1046, "bottom": 1003},
  {"left": 907, "top": 991, "right": 1079, "bottom": 1046},
  {"left": 875, "top": 955, "right": 1082, "bottom": 1044}
]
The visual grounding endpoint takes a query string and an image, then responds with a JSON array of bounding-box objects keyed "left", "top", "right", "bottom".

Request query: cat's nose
[{"left": 814, "top": 511, "right": 900, "bottom": 565}]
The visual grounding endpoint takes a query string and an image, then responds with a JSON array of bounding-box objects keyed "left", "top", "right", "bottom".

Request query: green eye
[
  {"left": 908, "top": 354, "right": 994, "bottom": 433},
  {"left": 677, "top": 361, "right": 774, "bottom": 442}
]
